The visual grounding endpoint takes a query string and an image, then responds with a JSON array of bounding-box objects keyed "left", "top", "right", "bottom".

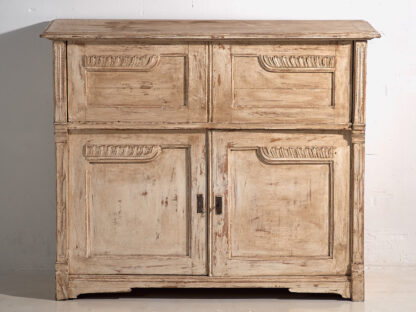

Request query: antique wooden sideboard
[{"left": 41, "top": 19, "right": 380, "bottom": 300}]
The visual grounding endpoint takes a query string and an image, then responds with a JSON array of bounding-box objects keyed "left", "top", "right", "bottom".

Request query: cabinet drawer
[
  {"left": 213, "top": 43, "right": 351, "bottom": 126},
  {"left": 68, "top": 43, "right": 207, "bottom": 122}
]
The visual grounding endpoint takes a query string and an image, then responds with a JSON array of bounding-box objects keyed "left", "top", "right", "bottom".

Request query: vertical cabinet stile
[
  {"left": 53, "top": 40, "right": 69, "bottom": 300},
  {"left": 351, "top": 40, "right": 368, "bottom": 301}
]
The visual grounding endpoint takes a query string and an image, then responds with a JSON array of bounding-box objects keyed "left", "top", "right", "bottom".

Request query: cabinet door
[
  {"left": 68, "top": 132, "right": 207, "bottom": 275},
  {"left": 212, "top": 43, "right": 351, "bottom": 126},
  {"left": 68, "top": 43, "right": 207, "bottom": 122},
  {"left": 212, "top": 132, "right": 350, "bottom": 276}
]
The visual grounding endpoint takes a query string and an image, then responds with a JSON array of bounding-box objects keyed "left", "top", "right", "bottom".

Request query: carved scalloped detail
[
  {"left": 84, "top": 144, "right": 162, "bottom": 162},
  {"left": 84, "top": 54, "right": 160, "bottom": 70},
  {"left": 258, "top": 55, "right": 335, "bottom": 71},
  {"left": 257, "top": 146, "right": 335, "bottom": 163}
]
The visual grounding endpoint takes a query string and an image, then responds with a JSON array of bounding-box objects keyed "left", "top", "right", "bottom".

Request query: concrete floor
[{"left": 0, "top": 266, "right": 414, "bottom": 311}]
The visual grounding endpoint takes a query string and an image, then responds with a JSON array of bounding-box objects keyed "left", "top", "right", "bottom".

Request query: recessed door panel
[
  {"left": 88, "top": 153, "right": 188, "bottom": 258},
  {"left": 230, "top": 158, "right": 331, "bottom": 259}
]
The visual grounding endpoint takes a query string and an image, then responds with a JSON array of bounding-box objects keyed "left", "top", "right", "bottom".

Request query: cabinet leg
[
  {"left": 56, "top": 263, "right": 69, "bottom": 300},
  {"left": 351, "top": 264, "right": 364, "bottom": 301}
]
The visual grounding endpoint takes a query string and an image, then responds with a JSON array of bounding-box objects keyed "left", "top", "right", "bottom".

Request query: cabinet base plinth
[{"left": 63, "top": 275, "right": 352, "bottom": 300}]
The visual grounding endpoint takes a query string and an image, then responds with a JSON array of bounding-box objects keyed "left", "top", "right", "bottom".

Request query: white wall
[{"left": 0, "top": 0, "right": 415, "bottom": 270}]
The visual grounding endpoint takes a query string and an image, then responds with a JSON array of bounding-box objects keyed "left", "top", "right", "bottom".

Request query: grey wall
[{"left": 0, "top": 23, "right": 55, "bottom": 271}]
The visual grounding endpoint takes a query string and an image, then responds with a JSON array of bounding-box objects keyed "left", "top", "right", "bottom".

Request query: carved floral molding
[
  {"left": 257, "top": 146, "right": 335, "bottom": 163},
  {"left": 84, "top": 144, "right": 162, "bottom": 162},
  {"left": 258, "top": 55, "right": 335, "bottom": 71},
  {"left": 84, "top": 54, "right": 160, "bottom": 70}
]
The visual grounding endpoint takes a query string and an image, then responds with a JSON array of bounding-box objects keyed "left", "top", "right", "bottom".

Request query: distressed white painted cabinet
[{"left": 41, "top": 19, "right": 380, "bottom": 301}]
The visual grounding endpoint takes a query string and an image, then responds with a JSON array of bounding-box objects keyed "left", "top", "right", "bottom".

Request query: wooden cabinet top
[{"left": 41, "top": 19, "right": 380, "bottom": 41}]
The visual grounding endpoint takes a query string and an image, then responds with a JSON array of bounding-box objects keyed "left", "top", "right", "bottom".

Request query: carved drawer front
[
  {"left": 68, "top": 131, "right": 207, "bottom": 275},
  {"left": 213, "top": 43, "right": 351, "bottom": 126},
  {"left": 212, "top": 131, "right": 350, "bottom": 276},
  {"left": 68, "top": 43, "right": 207, "bottom": 122}
]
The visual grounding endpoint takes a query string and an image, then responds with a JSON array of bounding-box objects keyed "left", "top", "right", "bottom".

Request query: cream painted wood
[
  {"left": 68, "top": 131, "right": 207, "bottom": 275},
  {"left": 212, "top": 42, "right": 351, "bottom": 126},
  {"left": 351, "top": 41, "right": 367, "bottom": 301},
  {"left": 68, "top": 43, "right": 207, "bottom": 122},
  {"left": 40, "top": 20, "right": 381, "bottom": 41},
  {"left": 68, "top": 275, "right": 351, "bottom": 299},
  {"left": 53, "top": 40, "right": 69, "bottom": 300},
  {"left": 211, "top": 132, "right": 350, "bottom": 276},
  {"left": 42, "top": 19, "right": 379, "bottom": 301}
]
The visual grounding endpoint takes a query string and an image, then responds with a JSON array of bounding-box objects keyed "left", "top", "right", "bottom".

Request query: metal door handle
[
  {"left": 215, "top": 196, "right": 222, "bottom": 215},
  {"left": 197, "top": 194, "right": 204, "bottom": 213}
]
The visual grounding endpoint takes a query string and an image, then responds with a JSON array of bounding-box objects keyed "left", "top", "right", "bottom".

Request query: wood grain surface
[
  {"left": 41, "top": 19, "right": 380, "bottom": 40},
  {"left": 43, "top": 19, "right": 379, "bottom": 301}
]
